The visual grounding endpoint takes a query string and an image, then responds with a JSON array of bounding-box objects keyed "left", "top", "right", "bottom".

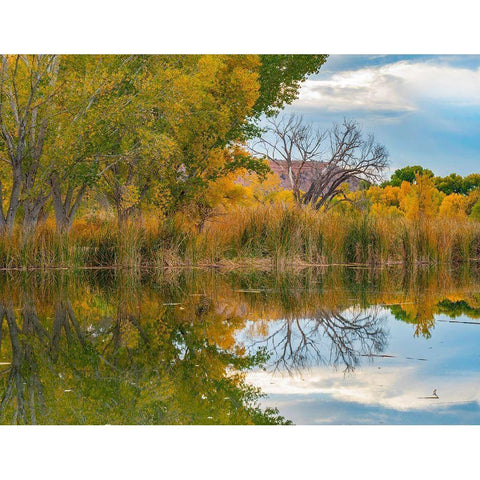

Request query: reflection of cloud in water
[
  {"left": 265, "top": 395, "right": 480, "bottom": 425},
  {"left": 247, "top": 365, "right": 480, "bottom": 412},
  {"left": 243, "top": 310, "right": 480, "bottom": 423}
]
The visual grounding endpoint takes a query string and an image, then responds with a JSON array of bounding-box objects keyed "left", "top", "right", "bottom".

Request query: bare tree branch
[
  {"left": 249, "top": 114, "right": 326, "bottom": 204},
  {"left": 250, "top": 115, "right": 388, "bottom": 210},
  {"left": 303, "top": 119, "right": 389, "bottom": 210}
]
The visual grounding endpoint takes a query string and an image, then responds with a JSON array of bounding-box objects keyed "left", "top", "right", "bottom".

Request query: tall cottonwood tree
[
  {"left": 0, "top": 55, "right": 110, "bottom": 233},
  {"left": 0, "top": 55, "right": 60, "bottom": 233},
  {"left": 97, "top": 55, "right": 330, "bottom": 226},
  {"left": 155, "top": 55, "right": 265, "bottom": 220},
  {"left": 98, "top": 55, "right": 267, "bottom": 227},
  {"left": 0, "top": 54, "right": 330, "bottom": 234},
  {"left": 50, "top": 55, "right": 153, "bottom": 232},
  {"left": 95, "top": 55, "right": 173, "bottom": 226},
  {"left": 0, "top": 55, "right": 155, "bottom": 233}
]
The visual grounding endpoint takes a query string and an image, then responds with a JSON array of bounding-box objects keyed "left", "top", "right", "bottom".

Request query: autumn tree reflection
[{"left": 0, "top": 273, "right": 290, "bottom": 425}]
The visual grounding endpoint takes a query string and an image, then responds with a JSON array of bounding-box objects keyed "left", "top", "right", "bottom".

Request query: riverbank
[{"left": 0, "top": 204, "right": 479, "bottom": 269}]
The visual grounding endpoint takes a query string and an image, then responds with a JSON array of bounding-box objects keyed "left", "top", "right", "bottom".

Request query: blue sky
[{"left": 287, "top": 55, "right": 480, "bottom": 177}]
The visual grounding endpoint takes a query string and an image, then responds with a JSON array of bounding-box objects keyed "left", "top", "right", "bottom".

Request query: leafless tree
[
  {"left": 303, "top": 119, "right": 389, "bottom": 210},
  {"left": 250, "top": 115, "right": 388, "bottom": 210},
  {"left": 249, "top": 114, "right": 326, "bottom": 203}
]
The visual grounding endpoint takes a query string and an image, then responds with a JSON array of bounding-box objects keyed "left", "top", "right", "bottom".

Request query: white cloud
[{"left": 294, "top": 61, "right": 480, "bottom": 112}]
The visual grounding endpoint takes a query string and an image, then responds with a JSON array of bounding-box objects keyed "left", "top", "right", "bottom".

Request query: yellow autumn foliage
[{"left": 439, "top": 193, "right": 468, "bottom": 219}]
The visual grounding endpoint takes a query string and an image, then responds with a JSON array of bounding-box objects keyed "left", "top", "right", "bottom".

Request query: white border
[
  {"left": 0, "top": 425, "right": 478, "bottom": 478},
  {"left": 1, "top": 0, "right": 479, "bottom": 53}
]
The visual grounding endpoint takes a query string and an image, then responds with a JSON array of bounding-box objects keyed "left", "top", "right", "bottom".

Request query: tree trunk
[
  {"left": 22, "top": 197, "right": 48, "bottom": 235},
  {"left": 116, "top": 205, "right": 135, "bottom": 229},
  {"left": 50, "top": 177, "right": 86, "bottom": 235},
  {"left": 3, "top": 168, "right": 22, "bottom": 234}
]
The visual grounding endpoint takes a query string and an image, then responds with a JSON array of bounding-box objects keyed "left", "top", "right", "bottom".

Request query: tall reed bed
[
  {"left": 204, "top": 204, "right": 480, "bottom": 267},
  {"left": 0, "top": 204, "right": 478, "bottom": 268}
]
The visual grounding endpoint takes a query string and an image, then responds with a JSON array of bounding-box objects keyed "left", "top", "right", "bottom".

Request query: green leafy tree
[
  {"left": 434, "top": 173, "right": 468, "bottom": 195},
  {"left": 0, "top": 55, "right": 61, "bottom": 233},
  {"left": 383, "top": 165, "right": 434, "bottom": 187},
  {"left": 48, "top": 55, "right": 147, "bottom": 233},
  {"left": 0, "top": 54, "right": 330, "bottom": 234},
  {"left": 464, "top": 173, "right": 480, "bottom": 193}
]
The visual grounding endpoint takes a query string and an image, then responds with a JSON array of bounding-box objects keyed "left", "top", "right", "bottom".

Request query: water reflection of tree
[
  {"left": 0, "top": 299, "right": 50, "bottom": 424},
  {"left": 0, "top": 291, "right": 95, "bottom": 424},
  {"left": 249, "top": 307, "right": 387, "bottom": 373},
  {"left": 230, "top": 265, "right": 480, "bottom": 341},
  {"left": 388, "top": 297, "right": 480, "bottom": 338},
  {"left": 0, "top": 276, "right": 291, "bottom": 425}
]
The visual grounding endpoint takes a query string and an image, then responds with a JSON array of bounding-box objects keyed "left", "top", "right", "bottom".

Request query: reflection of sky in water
[{"left": 242, "top": 310, "right": 480, "bottom": 424}]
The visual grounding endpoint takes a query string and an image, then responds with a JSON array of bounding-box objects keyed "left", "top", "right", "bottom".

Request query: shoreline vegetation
[{"left": 0, "top": 203, "right": 478, "bottom": 270}]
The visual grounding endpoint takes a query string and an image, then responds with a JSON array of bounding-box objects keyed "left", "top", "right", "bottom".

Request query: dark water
[{"left": 0, "top": 266, "right": 479, "bottom": 424}]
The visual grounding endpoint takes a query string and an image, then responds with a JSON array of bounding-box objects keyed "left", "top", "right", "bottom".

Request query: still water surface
[{"left": 0, "top": 266, "right": 479, "bottom": 424}]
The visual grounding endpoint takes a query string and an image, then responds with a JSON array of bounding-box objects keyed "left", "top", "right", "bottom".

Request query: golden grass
[{"left": 0, "top": 204, "right": 478, "bottom": 268}]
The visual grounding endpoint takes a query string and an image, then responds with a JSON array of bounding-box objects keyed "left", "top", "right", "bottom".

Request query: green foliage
[
  {"left": 0, "top": 54, "right": 328, "bottom": 232},
  {"left": 383, "top": 165, "right": 434, "bottom": 187},
  {"left": 253, "top": 54, "right": 328, "bottom": 117},
  {"left": 384, "top": 167, "right": 480, "bottom": 196},
  {"left": 434, "top": 173, "right": 468, "bottom": 195},
  {"left": 437, "top": 299, "right": 480, "bottom": 319},
  {"left": 433, "top": 173, "right": 480, "bottom": 195},
  {"left": 464, "top": 173, "right": 480, "bottom": 192}
]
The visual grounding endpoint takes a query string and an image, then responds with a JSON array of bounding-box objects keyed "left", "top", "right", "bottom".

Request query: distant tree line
[{"left": 382, "top": 165, "right": 480, "bottom": 195}]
